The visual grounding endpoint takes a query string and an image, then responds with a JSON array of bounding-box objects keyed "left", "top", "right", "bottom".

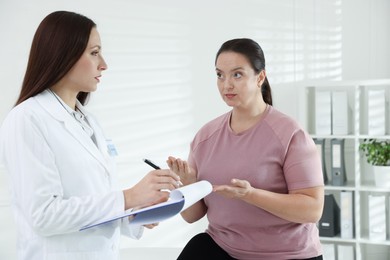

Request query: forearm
[
  {"left": 242, "top": 186, "right": 324, "bottom": 223},
  {"left": 180, "top": 200, "right": 207, "bottom": 223}
]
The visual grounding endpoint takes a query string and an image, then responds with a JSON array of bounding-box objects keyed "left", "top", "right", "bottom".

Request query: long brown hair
[
  {"left": 15, "top": 11, "right": 96, "bottom": 106},
  {"left": 215, "top": 38, "right": 272, "bottom": 106}
]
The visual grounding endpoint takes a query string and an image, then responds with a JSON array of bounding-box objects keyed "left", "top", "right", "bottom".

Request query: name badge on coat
[{"left": 106, "top": 139, "right": 118, "bottom": 156}]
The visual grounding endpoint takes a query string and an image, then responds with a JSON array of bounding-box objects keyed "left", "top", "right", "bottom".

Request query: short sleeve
[
  {"left": 283, "top": 130, "right": 324, "bottom": 191},
  {"left": 188, "top": 141, "right": 198, "bottom": 173}
]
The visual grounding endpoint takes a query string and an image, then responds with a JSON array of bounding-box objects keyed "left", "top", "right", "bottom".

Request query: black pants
[{"left": 177, "top": 233, "right": 323, "bottom": 260}]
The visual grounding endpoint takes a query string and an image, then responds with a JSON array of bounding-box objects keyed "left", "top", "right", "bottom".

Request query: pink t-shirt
[{"left": 188, "top": 106, "right": 324, "bottom": 260}]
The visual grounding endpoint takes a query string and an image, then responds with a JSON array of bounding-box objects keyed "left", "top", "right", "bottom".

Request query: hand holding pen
[
  {"left": 143, "top": 158, "right": 183, "bottom": 187},
  {"left": 123, "top": 160, "right": 181, "bottom": 210}
]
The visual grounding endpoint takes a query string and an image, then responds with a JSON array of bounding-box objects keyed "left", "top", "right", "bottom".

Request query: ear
[{"left": 257, "top": 70, "right": 266, "bottom": 87}]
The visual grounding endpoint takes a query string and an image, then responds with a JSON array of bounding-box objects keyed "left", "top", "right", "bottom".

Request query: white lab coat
[{"left": 0, "top": 90, "right": 143, "bottom": 260}]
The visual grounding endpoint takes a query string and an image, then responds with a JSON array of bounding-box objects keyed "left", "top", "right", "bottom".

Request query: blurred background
[{"left": 0, "top": 0, "right": 389, "bottom": 259}]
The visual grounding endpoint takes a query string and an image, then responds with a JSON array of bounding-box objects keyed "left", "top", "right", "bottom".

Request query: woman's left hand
[
  {"left": 128, "top": 208, "right": 159, "bottom": 229},
  {"left": 213, "top": 178, "right": 253, "bottom": 199},
  {"left": 143, "top": 223, "right": 159, "bottom": 229}
]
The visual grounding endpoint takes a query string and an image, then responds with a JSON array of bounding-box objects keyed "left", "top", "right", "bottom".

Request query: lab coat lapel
[
  {"left": 35, "top": 90, "right": 110, "bottom": 173},
  {"left": 76, "top": 103, "right": 114, "bottom": 164}
]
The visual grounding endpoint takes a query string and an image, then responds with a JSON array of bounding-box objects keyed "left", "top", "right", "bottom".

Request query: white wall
[
  {"left": 0, "top": 0, "right": 389, "bottom": 259},
  {"left": 342, "top": 0, "right": 390, "bottom": 80}
]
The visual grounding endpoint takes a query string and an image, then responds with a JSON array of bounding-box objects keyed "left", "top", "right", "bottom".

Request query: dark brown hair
[
  {"left": 15, "top": 11, "right": 96, "bottom": 106},
  {"left": 215, "top": 38, "right": 272, "bottom": 105}
]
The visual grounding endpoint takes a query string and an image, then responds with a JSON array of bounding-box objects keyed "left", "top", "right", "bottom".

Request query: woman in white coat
[{"left": 0, "top": 11, "right": 181, "bottom": 260}]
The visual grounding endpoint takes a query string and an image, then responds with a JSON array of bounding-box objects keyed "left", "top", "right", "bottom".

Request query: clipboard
[{"left": 80, "top": 180, "right": 212, "bottom": 231}]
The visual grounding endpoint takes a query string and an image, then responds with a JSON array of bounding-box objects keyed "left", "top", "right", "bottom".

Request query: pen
[
  {"left": 143, "top": 158, "right": 161, "bottom": 169},
  {"left": 143, "top": 158, "right": 183, "bottom": 186}
]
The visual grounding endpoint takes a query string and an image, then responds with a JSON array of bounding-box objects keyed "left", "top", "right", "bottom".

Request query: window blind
[
  {"left": 88, "top": 3, "right": 194, "bottom": 184},
  {"left": 245, "top": 0, "right": 343, "bottom": 83}
]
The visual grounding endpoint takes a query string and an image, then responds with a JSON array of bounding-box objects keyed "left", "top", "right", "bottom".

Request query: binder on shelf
[
  {"left": 337, "top": 244, "right": 354, "bottom": 260},
  {"left": 314, "top": 90, "right": 332, "bottom": 135},
  {"left": 330, "top": 139, "right": 346, "bottom": 186},
  {"left": 322, "top": 243, "right": 335, "bottom": 260},
  {"left": 340, "top": 191, "right": 354, "bottom": 239},
  {"left": 318, "top": 194, "right": 340, "bottom": 237},
  {"left": 331, "top": 91, "right": 349, "bottom": 135},
  {"left": 313, "top": 138, "right": 328, "bottom": 184},
  {"left": 387, "top": 96, "right": 390, "bottom": 135},
  {"left": 366, "top": 89, "right": 386, "bottom": 136},
  {"left": 368, "top": 194, "right": 387, "bottom": 241}
]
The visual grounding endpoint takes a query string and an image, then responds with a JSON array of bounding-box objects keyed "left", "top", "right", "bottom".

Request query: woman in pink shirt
[{"left": 167, "top": 38, "right": 324, "bottom": 260}]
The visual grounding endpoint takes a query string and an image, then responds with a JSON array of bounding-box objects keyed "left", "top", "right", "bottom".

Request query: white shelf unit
[{"left": 301, "top": 79, "right": 390, "bottom": 260}]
